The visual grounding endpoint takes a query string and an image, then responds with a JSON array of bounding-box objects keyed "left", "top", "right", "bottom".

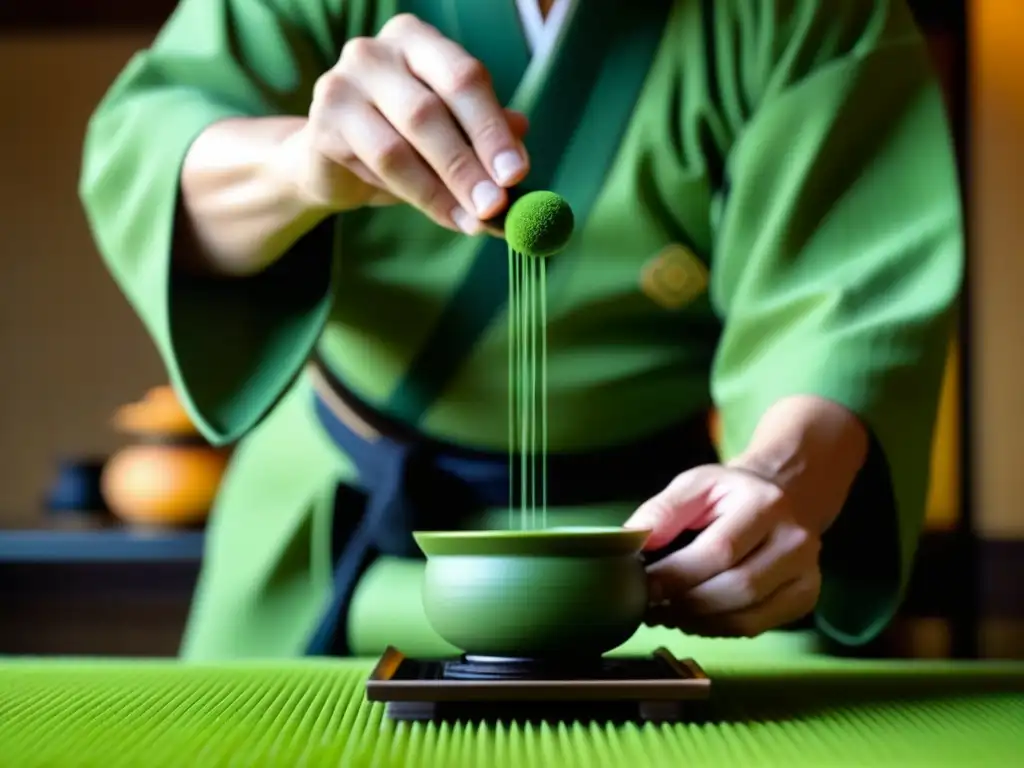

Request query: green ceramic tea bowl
[{"left": 413, "top": 526, "right": 651, "bottom": 659}]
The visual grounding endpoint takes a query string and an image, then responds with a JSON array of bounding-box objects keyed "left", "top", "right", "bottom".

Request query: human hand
[
  {"left": 289, "top": 13, "right": 529, "bottom": 234},
  {"left": 625, "top": 464, "right": 823, "bottom": 638}
]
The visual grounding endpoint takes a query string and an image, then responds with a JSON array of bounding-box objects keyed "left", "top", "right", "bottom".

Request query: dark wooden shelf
[{"left": 0, "top": 527, "right": 204, "bottom": 564}]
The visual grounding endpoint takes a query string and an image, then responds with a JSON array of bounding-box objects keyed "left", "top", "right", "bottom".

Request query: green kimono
[{"left": 79, "top": 0, "right": 962, "bottom": 660}]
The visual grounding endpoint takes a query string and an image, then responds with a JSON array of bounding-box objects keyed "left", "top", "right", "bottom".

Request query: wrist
[
  {"left": 727, "top": 395, "right": 868, "bottom": 531},
  {"left": 243, "top": 118, "right": 336, "bottom": 273},
  {"left": 179, "top": 116, "right": 333, "bottom": 277}
]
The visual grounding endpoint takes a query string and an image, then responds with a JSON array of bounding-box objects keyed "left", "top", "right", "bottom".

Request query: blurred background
[{"left": 0, "top": 1, "right": 1018, "bottom": 659}]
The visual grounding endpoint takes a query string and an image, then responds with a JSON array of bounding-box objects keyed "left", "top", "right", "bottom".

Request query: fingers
[
  {"left": 646, "top": 570, "right": 821, "bottom": 638},
  {"left": 670, "top": 521, "right": 820, "bottom": 616},
  {"left": 311, "top": 80, "right": 462, "bottom": 229},
  {"left": 366, "top": 65, "right": 509, "bottom": 225},
  {"left": 634, "top": 462, "right": 822, "bottom": 639},
  {"left": 308, "top": 99, "right": 388, "bottom": 190},
  {"left": 306, "top": 15, "right": 530, "bottom": 232},
  {"left": 375, "top": 14, "right": 527, "bottom": 224},
  {"left": 396, "top": 18, "right": 529, "bottom": 186},
  {"left": 647, "top": 475, "right": 782, "bottom": 593},
  {"left": 625, "top": 465, "right": 723, "bottom": 551},
  {"left": 345, "top": 53, "right": 486, "bottom": 227},
  {"left": 644, "top": 519, "right": 822, "bottom": 638}
]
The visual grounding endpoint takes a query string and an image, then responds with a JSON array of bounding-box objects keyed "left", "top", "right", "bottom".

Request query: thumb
[
  {"left": 365, "top": 189, "right": 402, "bottom": 207},
  {"left": 624, "top": 465, "right": 722, "bottom": 550}
]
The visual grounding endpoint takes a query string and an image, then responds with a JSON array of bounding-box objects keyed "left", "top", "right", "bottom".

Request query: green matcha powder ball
[{"left": 505, "top": 190, "right": 575, "bottom": 258}]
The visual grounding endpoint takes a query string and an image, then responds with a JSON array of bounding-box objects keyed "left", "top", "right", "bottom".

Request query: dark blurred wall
[
  {"left": 972, "top": 2, "right": 1024, "bottom": 542},
  {"left": 0, "top": 34, "right": 164, "bottom": 526}
]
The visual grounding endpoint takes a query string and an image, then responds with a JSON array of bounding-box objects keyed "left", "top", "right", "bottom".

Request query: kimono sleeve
[
  {"left": 707, "top": 2, "right": 963, "bottom": 644},
  {"left": 79, "top": 0, "right": 356, "bottom": 445}
]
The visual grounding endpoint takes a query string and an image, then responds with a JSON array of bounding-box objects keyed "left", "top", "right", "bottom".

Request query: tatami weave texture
[{"left": 1, "top": 658, "right": 1022, "bottom": 767}]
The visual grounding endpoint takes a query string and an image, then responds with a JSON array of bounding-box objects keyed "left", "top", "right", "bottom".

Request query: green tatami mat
[{"left": 1, "top": 658, "right": 1023, "bottom": 767}]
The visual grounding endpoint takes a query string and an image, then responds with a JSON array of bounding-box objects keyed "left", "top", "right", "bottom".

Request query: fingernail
[
  {"left": 471, "top": 181, "right": 503, "bottom": 217},
  {"left": 492, "top": 150, "right": 525, "bottom": 186},
  {"left": 451, "top": 207, "right": 478, "bottom": 235}
]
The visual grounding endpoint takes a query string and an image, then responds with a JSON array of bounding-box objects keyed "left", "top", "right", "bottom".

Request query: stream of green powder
[{"left": 508, "top": 247, "right": 548, "bottom": 530}]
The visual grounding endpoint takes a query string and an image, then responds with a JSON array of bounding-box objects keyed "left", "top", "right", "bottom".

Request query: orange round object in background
[
  {"left": 111, "top": 385, "right": 199, "bottom": 440},
  {"left": 101, "top": 385, "right": 232, "bottom": 528},
  {"left": 101, "top": 444, "right": 230, "bottom": 528}
]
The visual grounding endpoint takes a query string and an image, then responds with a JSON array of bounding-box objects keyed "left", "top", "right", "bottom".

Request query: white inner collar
[{"left": 515, "top": 0, "right": 571, "bottom": 55}]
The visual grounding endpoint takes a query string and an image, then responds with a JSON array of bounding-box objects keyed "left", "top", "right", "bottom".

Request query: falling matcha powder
[{"left": 505, "top": 191, "right": 575, "bottom": 530}]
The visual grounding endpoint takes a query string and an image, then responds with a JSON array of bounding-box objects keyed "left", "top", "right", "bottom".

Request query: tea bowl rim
[{"left": 413, "top": 525, "right": 652, "bottom": 557}]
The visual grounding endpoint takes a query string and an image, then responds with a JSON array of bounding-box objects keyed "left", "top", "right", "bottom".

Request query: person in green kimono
[{"left": 79, "top": 0, "right": 962, "bottom": 660}]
